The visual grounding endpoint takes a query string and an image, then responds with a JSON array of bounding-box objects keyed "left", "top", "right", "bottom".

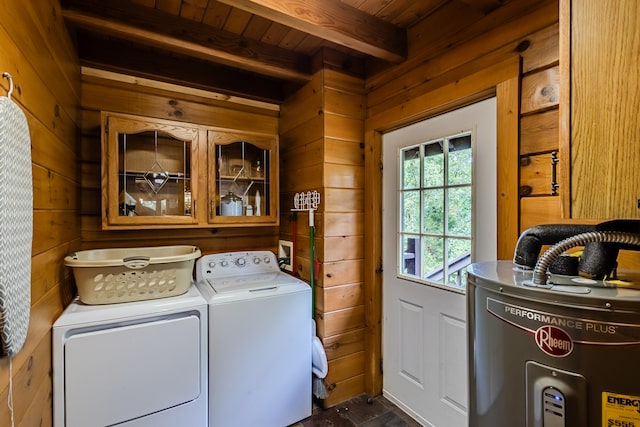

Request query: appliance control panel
[
  {"left": 542, "top": 387, "right": 565, "bottom": 427},
  {"left": 196, "top": 251, "right": 280, "bottom": 282}
]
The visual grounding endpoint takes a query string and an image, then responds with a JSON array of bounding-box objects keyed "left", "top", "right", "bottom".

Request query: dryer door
[{"left": 64, "top": 315, "right": 201, "bottom": 426}]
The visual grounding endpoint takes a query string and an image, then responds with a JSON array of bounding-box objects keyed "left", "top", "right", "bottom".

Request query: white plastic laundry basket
[{"left": 64, "top": 245, "right": 201, "bottom": 304}]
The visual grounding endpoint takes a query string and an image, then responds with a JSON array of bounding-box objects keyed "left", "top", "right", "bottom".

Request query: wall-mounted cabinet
[
  {"left": 562, "top": 0, "right": 640, "bottom": 218},
  {"left": 207, "top": 129, "right": 278, "bottom": 226},
  {"left": 102, "top": 112, "right": 203, "bottom": 229},
  {"left": 102, "top": 112, "right": 278, "bottom": 229}
]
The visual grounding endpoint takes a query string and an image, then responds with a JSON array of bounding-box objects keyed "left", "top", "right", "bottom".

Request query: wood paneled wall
[
  {"left": 280, "top": 59, "right": 366, "bottom": 407},
  {"left": 0, "top": 1, "right": 80, "bottom": 426},
  {"left": 79, "top": 70, "right": 281, "bottom": 254},
  {"left": 519, "top": 24, "right": 566, "bottom": 231}
]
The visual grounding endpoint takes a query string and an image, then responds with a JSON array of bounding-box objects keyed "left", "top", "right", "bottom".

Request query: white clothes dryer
[
  {"left": 53, "top": 285, "right": 208, "bottom": 427},
  {"left": 196, "top": 251, "right": 312, "bottom": 427}
]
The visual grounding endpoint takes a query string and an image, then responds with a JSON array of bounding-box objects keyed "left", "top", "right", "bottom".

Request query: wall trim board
[{"left": 81, "top": 67, "right": 280, "bottom": 112}]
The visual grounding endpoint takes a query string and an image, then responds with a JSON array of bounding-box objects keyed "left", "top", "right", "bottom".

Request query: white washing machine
[
  {"left": 53, "top": 284, "right": 208, "bottom": 427},
  {"left": 196, "top": 251, "right": 312, "bottom": 427}
]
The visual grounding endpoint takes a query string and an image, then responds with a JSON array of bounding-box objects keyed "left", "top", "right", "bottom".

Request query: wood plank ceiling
[{"left": 61, "top": 0, "right": 504, "bottom": 102}]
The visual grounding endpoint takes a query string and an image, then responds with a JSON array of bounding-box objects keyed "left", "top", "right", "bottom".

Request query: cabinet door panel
[
  {"left": 207, "top": 129, "right": 279, "bottom": 226},
  {"left": 569, "top": 0, "right": 640, "bottom": 218},
  {"left": 102, "top": 112, "right": 202, "bottom": 229}
]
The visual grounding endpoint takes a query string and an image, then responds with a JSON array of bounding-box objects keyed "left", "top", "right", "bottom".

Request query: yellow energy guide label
[{"left": 603, "top": 392, "right": 640, "bottom": 427}]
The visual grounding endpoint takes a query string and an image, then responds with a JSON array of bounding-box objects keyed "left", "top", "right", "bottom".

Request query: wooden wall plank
[
  {"left": 324, "top": 113, "right": 364, "bottom": 142},
  {"left": 32, "top": 242, "right": 78, "bottom": 305},
  {"left": 324, "top": 212, "right": 364, "bottom": 236},
  {"left": 324, "top": 139, "right": 364, "bottom": 166},
  {"left": 325, "top": 352, "right": 366, "bottom": 385},
  {"left": 322, "top": 329, "right": 365, "bottom": 360},
  {"left": 521, "top": 23, "right": 559, "bottom": 74},
  {"left": 279, "top": 71, "right": 323, "bottom": 134},
  {"left": 33, "top": 211, "right": 80, "bottom": 256},
  {"left": 367, "top": 57, "right": 517, "bottom": 131},
  {"left": 281, "top": 163, "right": 323, "bottom": 193},
  {"left": 323, "top": 374, "right": 365, "bottom": 408},
  {"left": 318, "top": 283, "right": 364, "bottom": 312},
  {"left": 33, "top": 165, "right": 78, "bottom": 210},
  {"left": 520, "top": 196, "right": 563, "bottom": 231},
  {"left": 81, "top": 67, "right": 281, "bottom": 113},
  {"left": 322, "top": 236, "right": 364, "bottom": 262},
  {"left": 280, "top": 138, "right": 323, "bottom": 171},
  {"left": 520, "top": 109, "right": 559, "bottom": 155},
  {"left": 19, "top": 372, "right": 53, "bottom": 427},
  {"left": 323, "top": 260, "right": 364, "bottom": 288},
  {"left": 324, "top": 188, "right": 364, "bottom": 212},
  {"left": 28, "top": 115, "right": 77, "bottom": 180},
  {"left": 324, "top": 163, "right": 364, "bottom": 189},
  {"left": 82, "top": 81, "right": 278, "bottom": 134},
  {"left": 520, "top": 66, "right": 560, "bottom": 114},
  {"left": 323, "top": 69, "right": 367, "bottom": 95},
  {"left": 318, "top": 306, "right": 365, "bottom": 337},
  {"left": 324, "top": 88, "right": 366, "bottom": 118},
  {"left": 496, "top": 75, "right": 521, "bottom": 259},
  {"left": 7, "top": 332, "right": 52, "bottom": 424},
  {"left": 405, "top": 0, "right": 483, "bottom": 61},
  {"left": 280, "top": 116, "right": 324, "bottom": 152},
  {"left": 520, "top": 153, "right": 555, "bottom": 196}
]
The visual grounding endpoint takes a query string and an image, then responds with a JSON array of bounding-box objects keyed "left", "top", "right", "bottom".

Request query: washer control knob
[
  {"left": 263, "top": 256, "right": 271, "bottom": 264},
  {"left": 236, "top": 258, "right": 246, "bottom": 267},
  {"left": 208, "top": 261, "right": 216, "bottom": 268},
  {"left": 220, "top": 260, "right": 228, "bottom": 267},
  {"left": 253, "top": 257, "right": 261, "bottom": 264}
]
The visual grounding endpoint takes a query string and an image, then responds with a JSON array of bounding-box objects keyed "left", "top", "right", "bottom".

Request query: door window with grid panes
[{"left": 399, "top": 132, "right": 472, "bottom": 290}]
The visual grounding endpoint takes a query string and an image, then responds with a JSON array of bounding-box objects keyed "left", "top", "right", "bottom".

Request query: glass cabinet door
[
  {"left": 208, "top": 130, "right": 278, "bottom": 225},
  {"left": 103, "top": 113, "right": 201, "bottom": 228}
]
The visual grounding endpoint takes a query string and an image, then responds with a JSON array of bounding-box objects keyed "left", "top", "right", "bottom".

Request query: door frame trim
[{"left": 363, "top": 57, "right": 520, "bottom": 395}]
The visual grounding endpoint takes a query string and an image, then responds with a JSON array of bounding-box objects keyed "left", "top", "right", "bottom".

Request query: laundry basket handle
[{"left": 123, "top": 256, "right": 151, "bottom": 269}]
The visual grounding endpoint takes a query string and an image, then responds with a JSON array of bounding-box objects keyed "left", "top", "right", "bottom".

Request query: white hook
[{"left": 2, "top": 72, "right": 14, "bottom": 100}]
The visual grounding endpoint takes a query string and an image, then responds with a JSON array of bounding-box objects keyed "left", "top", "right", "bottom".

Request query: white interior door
[{"left": 382, "top": 98, "right": 497, "bottom": 427}]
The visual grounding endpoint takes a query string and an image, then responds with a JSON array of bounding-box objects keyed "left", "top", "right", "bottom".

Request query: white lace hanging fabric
[{"left": 0, "top": 72, "right": 33, "bottom": 356}]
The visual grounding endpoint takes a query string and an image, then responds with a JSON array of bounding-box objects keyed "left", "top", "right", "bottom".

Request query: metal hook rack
[
  {"left": 2, "top": 72, "right": 14, "bottom": 100},
  {"left": 291, "top": 190, "right": 321, "bottom": 226}
]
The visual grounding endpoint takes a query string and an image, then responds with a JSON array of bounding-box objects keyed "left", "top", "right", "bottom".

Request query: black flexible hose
[{"left": 532, "top": 231, "right": 640, "bottom": 285}]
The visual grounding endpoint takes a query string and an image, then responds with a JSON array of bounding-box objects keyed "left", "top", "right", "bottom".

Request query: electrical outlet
[{"left": 278, "top": 240, "right": 293, "bottom": 272}]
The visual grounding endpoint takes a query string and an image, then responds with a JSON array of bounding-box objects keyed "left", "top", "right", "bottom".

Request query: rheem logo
[{"left": 535, "top": 325, "right": 573, "bottom": 357}]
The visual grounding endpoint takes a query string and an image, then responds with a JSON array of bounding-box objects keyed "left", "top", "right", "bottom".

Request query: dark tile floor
[{"left": 292, "top": 394, "right": 422, "bottom": 427}]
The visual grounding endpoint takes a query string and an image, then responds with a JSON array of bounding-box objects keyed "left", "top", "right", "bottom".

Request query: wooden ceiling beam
[
  {"left": 75, "top": 32, "right": 290, "bottom": 103},
  {"left": 216, "top": 0, "right": 407, "bottom": 63},
  {"left": 61, "top": 0, "right": 312, "bottom": 82}
]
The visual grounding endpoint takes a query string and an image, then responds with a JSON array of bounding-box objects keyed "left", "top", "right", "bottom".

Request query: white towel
[{"left": 0, "top": 89, "right": 33, "bottom": 357}]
